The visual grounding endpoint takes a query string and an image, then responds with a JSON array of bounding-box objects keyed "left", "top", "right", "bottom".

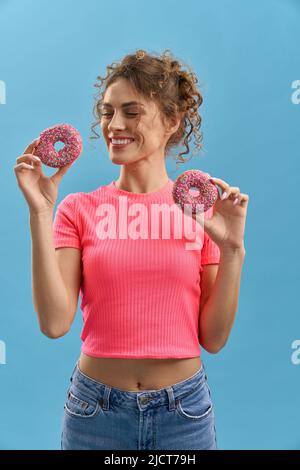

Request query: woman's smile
[{"left": 110, "top": 139, "right": 135, "bottom": 149}]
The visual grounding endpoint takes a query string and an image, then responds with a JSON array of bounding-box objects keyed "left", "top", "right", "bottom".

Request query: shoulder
[
  {"left": 60, "top": 185, "right": 114, "bottom": 219},
  {"left": 59, "top": 184, "right": 108, "bottom": 205},
  {"left": 74, "top": 184, "right": 109, "bottom": 206}
]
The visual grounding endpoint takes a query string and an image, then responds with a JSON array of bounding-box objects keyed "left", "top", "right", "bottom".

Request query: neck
[{"left": 115, "top": 164, "right": 169, "bottom": 194}]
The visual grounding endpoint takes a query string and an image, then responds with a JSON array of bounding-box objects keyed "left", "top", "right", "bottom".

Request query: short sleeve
[
  {"left": 52, "top": 193, "right": 81, "bottom": 249},
  {"left": 200, "top": 206, "right": 220, "bottom": 271}
]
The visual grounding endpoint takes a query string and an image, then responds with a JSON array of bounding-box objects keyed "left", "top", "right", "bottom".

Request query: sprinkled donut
[
  {"left": 172, "top": 169, "right": 219, "bottom": 214},
  {"left": 34, "top": 123, "right": 82, "bottom": 168}
]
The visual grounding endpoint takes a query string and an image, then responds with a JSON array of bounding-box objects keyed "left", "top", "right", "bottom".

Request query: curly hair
[{"left": 90, "top": 48, "right": 204, "bottom": 169}]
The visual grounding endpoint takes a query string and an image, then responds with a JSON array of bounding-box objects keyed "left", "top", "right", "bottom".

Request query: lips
[
  {"left": 110, "top": 139, "right": 135, "bottom": 149},
  {"left": 109, "top": 137, "right": 135, "bottom": 141}
]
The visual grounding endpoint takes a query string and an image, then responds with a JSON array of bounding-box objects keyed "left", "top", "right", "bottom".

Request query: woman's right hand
[{"left": 14, "top": 138, "right": 75, "bottom": 215}]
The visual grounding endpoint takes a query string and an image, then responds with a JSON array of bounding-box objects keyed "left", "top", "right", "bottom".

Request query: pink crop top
[{"left": 52, "top": 178, "right": 220, "bottom": 358}]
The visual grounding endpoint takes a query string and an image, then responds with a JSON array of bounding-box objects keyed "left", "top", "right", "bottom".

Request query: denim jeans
[{"left": 61, "top": 360, "right": 218, "bottom": 450}]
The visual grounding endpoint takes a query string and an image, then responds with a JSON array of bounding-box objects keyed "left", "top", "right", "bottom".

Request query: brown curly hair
[{"left": 90, "top": 48, "right": 204, "bottom": 169}]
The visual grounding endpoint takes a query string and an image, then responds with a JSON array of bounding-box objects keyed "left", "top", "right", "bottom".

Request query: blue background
[{"left": 0, "top": 0, "right": 299, "bottom": 450}]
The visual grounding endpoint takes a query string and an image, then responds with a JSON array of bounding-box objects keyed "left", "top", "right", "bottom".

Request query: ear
[{"left": 163, "top": 113, "right": 182, "bottom": 137}]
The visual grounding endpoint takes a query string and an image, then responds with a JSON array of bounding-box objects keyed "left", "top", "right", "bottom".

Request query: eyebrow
[{"left": 101, "top": 101, "right": 145, "bottom": 108}]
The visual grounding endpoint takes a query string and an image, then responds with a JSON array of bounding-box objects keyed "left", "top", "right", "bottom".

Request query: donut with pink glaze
[
  {"left": 172, "top": 169, "right": 219, "bottom": 214},
  {"left": 34, "top": 123, "right": 82, "bottom": 168}
]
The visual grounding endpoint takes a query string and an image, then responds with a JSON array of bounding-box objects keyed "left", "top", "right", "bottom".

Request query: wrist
[
  {"left": 219, "top": 244, "right": 246, "bottom": 257},
  {"left": 29, "top": 208, "right": 54, "bottom": 219}
]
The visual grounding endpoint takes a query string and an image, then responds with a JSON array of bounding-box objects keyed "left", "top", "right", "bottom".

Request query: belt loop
[
  {"left": 101, "top": 385, "right": 111, "bottom": 410},
  {"left": 202, "top": 360, "right": 208, "bottom": 380},
  {"left": 70, "top": 362, "right": 78, "bottom": 382},
  {"left": 166, "top": 387, "right": 176, "bottom": 411}
]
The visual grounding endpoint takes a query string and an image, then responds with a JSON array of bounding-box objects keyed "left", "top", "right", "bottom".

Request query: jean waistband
[{"left": 68, "top": 359, "right": 208, "bottom": 411}]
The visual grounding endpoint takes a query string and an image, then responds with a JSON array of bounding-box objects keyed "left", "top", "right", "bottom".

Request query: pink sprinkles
[
  {"left": 172, "top": 169, "right": 219, "bottom": 214},
  {"left": 34, "top": 123, "right": 82, "bottom": 168}
]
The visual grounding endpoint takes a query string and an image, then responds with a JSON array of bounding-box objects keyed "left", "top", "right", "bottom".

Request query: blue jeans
[{"left": 61, "top": 360, "right": 218, "bottom": 450}]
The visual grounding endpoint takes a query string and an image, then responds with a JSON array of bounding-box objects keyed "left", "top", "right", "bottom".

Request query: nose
[{"left": 108, "top": 111, "right": 127, "bottom": 130}]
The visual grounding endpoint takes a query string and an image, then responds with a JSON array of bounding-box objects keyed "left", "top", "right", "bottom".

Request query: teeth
[{"left": 111, "top": 139, "right": 133, "bottom": 144}]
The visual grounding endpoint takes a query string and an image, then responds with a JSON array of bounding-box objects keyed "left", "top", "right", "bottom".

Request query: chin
[
  {"left": 110, "top": 153, "right": 138, "bottom": 165},
  {"left": 109, "top": 155, "right": 127, "bottom": 165}
]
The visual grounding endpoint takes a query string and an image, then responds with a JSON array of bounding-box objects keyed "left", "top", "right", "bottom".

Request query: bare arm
[
  {"left": 30, "top": 210, "right": 81, "bottom": 338},
  {"left": 199, "top": 246, "right": 246, "bottom": 353},
  {"left": 14, "top": 137, "right": 81, "bottom": 339}
]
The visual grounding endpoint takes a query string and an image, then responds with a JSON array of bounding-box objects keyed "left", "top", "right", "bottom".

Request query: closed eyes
[{"left": 101, "top": 112, "right": 139, "bottom": 118}]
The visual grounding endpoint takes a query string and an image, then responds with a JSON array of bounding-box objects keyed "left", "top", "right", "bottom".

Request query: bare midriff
[{"left": 78, "top": 352, "right": 202, "bottom": 392}]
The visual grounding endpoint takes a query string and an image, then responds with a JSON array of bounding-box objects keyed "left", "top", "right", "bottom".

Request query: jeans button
[{"left": 140, "top": 396, "right": 149, "bottom": 404}]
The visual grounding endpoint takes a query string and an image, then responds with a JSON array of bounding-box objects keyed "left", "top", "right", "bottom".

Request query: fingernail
[
  {"left": 233, "top": 197, "right": 239, "bottom": 205},
  {"left": 221, "top": 191, "right": 228, "bottom": 200},
  {"left": 34, "top": 156, "right": 40, "bottom": 161}
]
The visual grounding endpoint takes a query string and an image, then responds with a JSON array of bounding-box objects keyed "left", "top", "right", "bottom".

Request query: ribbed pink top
[{"left": 52, "top": 178, "right": 220, "bottom": 358}]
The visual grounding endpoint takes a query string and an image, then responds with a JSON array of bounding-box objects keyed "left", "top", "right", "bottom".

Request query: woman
[{"left": 14, "top": 49, "right": 249, "bottom": 450}]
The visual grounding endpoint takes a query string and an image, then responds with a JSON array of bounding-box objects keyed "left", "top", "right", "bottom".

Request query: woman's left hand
[{"left": 192, "top": 176, "right": 249, "bottom": 251}]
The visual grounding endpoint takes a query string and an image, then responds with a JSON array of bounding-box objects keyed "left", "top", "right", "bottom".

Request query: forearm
[
  {"left": 30, "top": 210, "right": 70, "bottom": 337},
  {"left": 199, "top": 246, "right": 246, "bottom": 353}
]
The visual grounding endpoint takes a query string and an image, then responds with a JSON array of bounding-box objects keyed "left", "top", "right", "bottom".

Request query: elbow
[
  {"left": 205, "top": 343, "right": 224, "bottom": 354},
  {"left": 40, "top": 325, "right": 70, "bottom": 339},
  {"left": 200, "top": 336, "right": 228, "bottom": 354}
]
